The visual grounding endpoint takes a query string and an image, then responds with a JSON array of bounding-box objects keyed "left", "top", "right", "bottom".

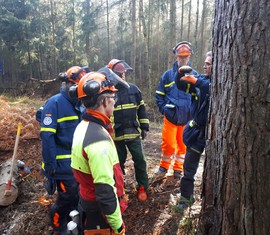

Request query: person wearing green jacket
[{"left": 70, "top": 69, "right": 129, "bottom": 235}]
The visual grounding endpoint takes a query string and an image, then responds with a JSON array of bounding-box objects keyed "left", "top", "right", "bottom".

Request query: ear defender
[
  {"left": 69, "top": 84, "right": 78, "bottom": 98},
  {"left": 173, "top": 41, "right": 193, "bottom": 55},
  {"left": 82, "top": 80, "right": 101, "bottom": 96}
]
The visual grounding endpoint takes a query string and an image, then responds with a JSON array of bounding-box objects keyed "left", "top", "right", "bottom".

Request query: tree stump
[{"left": 0, "top": 160, "right": 19, "bottom": 206}]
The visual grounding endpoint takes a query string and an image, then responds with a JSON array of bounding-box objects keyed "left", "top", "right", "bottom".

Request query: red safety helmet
[{"left": 107, "top": 59, "right": 133, "bottom": 78}]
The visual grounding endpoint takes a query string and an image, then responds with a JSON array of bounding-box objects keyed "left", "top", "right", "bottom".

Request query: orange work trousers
[{"left": 160, "top": 116, "right": 186, "bottom": 172}]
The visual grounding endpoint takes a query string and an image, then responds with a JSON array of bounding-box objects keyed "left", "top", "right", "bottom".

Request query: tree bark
[{"left": 199, "top": 0, "right": 270, "bottom": 234}]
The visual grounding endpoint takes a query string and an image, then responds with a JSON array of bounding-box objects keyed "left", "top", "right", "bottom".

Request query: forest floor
[{"left": 0, "top": 96, "right": 204, "bottom": 235}]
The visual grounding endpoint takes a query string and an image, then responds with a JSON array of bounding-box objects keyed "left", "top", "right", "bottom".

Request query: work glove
[
  {"left": 178, "top": 66, "right": 197, "bottom": 84},
  {"left": 44, "top": 178, "right": 56, "bottom": 195},
  {"left": 141, "top": 130, "right": 147, "bottom": 140}
]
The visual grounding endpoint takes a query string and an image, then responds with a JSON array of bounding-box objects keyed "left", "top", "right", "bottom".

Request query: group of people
[{"left": 37, "top": 41, "right": 212, "bottom": 234}]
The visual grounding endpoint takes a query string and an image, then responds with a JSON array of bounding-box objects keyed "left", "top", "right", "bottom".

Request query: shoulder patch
[{"left": 43, "top": 116, "right": 52, "bottom": 126}]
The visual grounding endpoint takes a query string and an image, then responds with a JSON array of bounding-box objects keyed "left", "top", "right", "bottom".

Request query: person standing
[
  {"left": 108, "top": 59, "right": 149, "bottom": 201},
  {"left": 174, "top": 51, "right": 212, "bottom": 209},
  {"left": 39, "top": 66, "right": 89, "bottom": 234},
  {"left": 70, "top": 70, "right": 128, "bottom": 234},
  {"left": 155, "top": 41, "right": 198, "bottom": 179}
]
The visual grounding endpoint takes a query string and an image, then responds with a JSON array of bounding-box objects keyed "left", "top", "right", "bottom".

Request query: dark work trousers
[
  {"left": 115, "top": 137, "right": 148, "bottom": 189},
  {"left": 50, "top": 179, "right": 79, "bottom": 232},
  {"left": 180, "top": 147, "right": 202, "bottom": 200}
]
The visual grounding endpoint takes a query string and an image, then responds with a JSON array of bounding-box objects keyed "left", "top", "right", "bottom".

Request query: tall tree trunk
[
  {"left": 199, "top": 0, "right": 270, "bottom": 234},
  {"left": 106, "top": 0, "right": 111, "bottom": 59},
  {"left": 50, "top": 0, "right": 56, "bottom": 76},
  {"left": 131, "top": 0, "right": 136, "bottom": 84},
  {"left": 199, "top": 0, "right": 206, "bottom": 65},
  {"left": 180, "top": 0, "right": 184, "bottom": 40},
  {"left": 169, "top": 0, "right": 176, "bottom": 67},
  {"left": 187, "top": 0, "right": 192, "bottom": 41}
]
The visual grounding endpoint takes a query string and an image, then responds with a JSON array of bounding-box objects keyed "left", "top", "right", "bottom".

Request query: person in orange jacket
[{"left": 155, "top": 41, "right": 198, "bottom": 179}]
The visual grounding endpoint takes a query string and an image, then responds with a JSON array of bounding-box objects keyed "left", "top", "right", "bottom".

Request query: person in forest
[
  {"left": 108, "top": 59, "right": 149, "bottom": 201},
  {"left": 70, "top": 69, "right": 129, "bottom": 234},
  {"left": 174, "top": 51, "right": 212, "bottom": 209},
  {"left": 155, "top": 41, "right": 198, "bottom": 180},
  {"left": 39, "top": 65, "right": 89, "bottom": 234}
]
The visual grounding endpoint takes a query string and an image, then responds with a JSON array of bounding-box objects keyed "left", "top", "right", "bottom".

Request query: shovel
[{"left": 4, "top": 122, "right": 22, "bottom": 197}]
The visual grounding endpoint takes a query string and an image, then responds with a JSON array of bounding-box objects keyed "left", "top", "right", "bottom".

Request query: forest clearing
[{"left": 0, "top": 95, "right": 204, "bottom": 235}]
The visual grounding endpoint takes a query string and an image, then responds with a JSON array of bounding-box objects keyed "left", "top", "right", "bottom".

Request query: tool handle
[{"left": 6, "top": 122, "right": 22, "bottom": 190}]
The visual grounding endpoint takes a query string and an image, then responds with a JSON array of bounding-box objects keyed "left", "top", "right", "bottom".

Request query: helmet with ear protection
[
  {"left": 69, "top": 72, "right": 118, "bottom": 99},
  {"left": 59, "top": 66, "right": 91, "bottom": 84},
  {"left": 173, "top": 41, "right": 193, "bottom": 56}
]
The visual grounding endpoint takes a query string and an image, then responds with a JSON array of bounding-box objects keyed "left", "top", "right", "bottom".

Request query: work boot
[
  {"left": 137, "top": 186, "right": 147, "bottom": 201},
  {"left": 173, "top": 170, "right": 183, "bottom": 180},
  {"left": 155, "top": 166, "right": 167, "bottom": 177},
  {"left": 177, "top": 196, "right": 195, "bottom": 212}
]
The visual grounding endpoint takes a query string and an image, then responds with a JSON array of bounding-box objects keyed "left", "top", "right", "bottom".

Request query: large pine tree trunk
[{"left": 199, "top": 1, "right": 270, "bottom": 234}]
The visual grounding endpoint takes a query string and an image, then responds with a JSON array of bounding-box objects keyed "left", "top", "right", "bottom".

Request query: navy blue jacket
[
  {"left": 155, "top": 61, "right": 198, "bottom": 126},
  {"left": 40, "top": 88, "right": 83, "bottom": 180},
  {"left": 174, "top": 72, "right": 211, "bottom": 149},
  {"left": 112, "top": 82, "right": 149, "bottom": 141}
]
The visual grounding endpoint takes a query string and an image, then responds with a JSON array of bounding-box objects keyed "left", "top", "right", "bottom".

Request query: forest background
[{"left": 0, "top": 0, "right": 214, "bottom": 104}]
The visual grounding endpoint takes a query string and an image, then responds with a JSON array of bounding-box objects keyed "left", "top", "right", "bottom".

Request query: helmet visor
[{"left": 98, "top": 67, "right": 130, "bottom": 89}]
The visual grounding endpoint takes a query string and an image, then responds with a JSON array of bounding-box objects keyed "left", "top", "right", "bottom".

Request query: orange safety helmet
[
  {"left": 77, "top": 72, "right": 118, "bottom": 99},
  {"left": 107, "top": 59, "right": 133, "bottom": 78},
  {"left": 66, "top": 66, "right": 88, "bottom": 84},
  {"left": 58, "top": 66, "right": 90, "bottom": 84},
  {"left": 173, "top": 41, "right": 193, "bottom": 56}
]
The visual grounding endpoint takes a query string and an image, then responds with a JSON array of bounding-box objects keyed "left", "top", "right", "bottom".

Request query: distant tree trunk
[
  {"left": 187, "top": 0, "right": 192, "bottom": 41},
  {"left": 180, "top": 0, "right": 184, "bottom": 40},
  {"left": 147, "top": 0, "right": 153, "bottom": 97},
  {"left": 106, "top": 0, "right": 111, "bottom": 59},
  {"left": 85, "top": 0, "right": 90, "bottom": 66},
  {"left": 199, "top": 0, "right": 270, "bottom": 234},
  {"left": 169, "top": 0, "right": 176, "bottom": 66},
  {"left": 131, "top": 0, "right": 136, "bottom": 83},
  {"left": 199, "top": 0, "right": 206, "bottom": 64},
  {"left": 50, "top": 0, "right": 56, "bottom": 75},
  {"left": 156, "top": 0, "right": 161, "bottom": 76},
  {"left": 194, "top": 0, "right": 199, "bottom": 50}
]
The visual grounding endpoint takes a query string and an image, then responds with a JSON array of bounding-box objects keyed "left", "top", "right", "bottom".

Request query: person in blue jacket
[
  {"left": 174, "top": 51, "right": 212, "bottom": 209},
  {"left": 155, "top": 41, "right": 198, "bottom": 179},
  {"left": 39, "top": 66, "right": 89, "bottom": 234}
]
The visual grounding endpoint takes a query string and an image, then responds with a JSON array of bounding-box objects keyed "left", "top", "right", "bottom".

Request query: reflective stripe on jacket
[
  {"left": 112, "top": 82, "right": 149, "bottom": 141},
  {"left": 71, "top": 120, "right": 124, "bottom": 232},
  {"left": 155, "top": 61, "right": 198, "bottom": 125},
  {"left": 40, "top": 91, "right": 82, "bottom": 180}
]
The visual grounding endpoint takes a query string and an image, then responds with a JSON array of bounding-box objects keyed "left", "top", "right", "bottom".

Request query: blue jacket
[
  {"left": 175, "top": 72, "right": 211, "bottom": 149},
  {"left": 40, "top": 88, "right": 83, "bottom": 180},
  {"left": 155, "top": 61, "right": 198, "bottom": 125}
]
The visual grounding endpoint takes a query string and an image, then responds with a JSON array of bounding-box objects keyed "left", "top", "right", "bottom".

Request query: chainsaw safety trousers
[{"left": 159, "top": 116, "right": 186, "bottom": 172}]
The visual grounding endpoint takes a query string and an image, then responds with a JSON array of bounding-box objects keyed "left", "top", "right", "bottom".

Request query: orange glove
[{"left": 180, "top": 75, "right": 197, "bottom": 84}]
